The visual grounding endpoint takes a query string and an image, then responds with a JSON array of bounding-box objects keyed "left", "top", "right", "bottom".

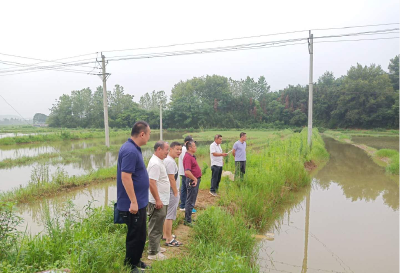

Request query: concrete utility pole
[
  {"left": 101, "top": 54, "right": 110, "bottom": 147},
  {"left": 307, "top": 31, "right": 314, "bottom": 147},
  {"left": 160, "top": 102, "right": 163, "bottom": 140}
]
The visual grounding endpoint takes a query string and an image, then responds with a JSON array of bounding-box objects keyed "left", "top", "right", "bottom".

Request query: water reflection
[
  {"left": 16, "top": 181, "right": 117, "bottom": 234},
  {"left": 315, "top": 138, "right": 399, "bottom": 210},
  {"left": 258, "top": 138, "right": 399, "bottom": 273}
]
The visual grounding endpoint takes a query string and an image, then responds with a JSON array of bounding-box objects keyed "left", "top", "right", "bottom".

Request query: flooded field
[
  {"left": 0, "top": 132, "right": 183, "bottom": 193},
  {"left": 351, "top": 136, "right": 399, "bottom": 151},
  {"left": 257, "top": 138, "right": 399, "bottom": 273}
]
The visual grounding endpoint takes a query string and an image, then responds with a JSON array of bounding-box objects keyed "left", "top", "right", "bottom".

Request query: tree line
[{"left": 47, "top": 55, "right": 399, "bottom": 129}]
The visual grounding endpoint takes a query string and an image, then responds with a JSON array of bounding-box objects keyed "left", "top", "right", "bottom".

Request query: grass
[
  {"left": 1, "top": 128, "right": 329, "bottom": 272},
  {"left": 0, "top": 128, "right": 136, "bottom": 145}
]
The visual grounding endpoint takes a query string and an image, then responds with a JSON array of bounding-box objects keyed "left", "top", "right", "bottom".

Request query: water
[
  {"left": 0, "top": 132, "right": 184, "bottom": 161},
  {"left": 351, "top": 136, "right": 399, "bottom": 151},
  {"left": 258, "top": 138, "right": 399, "bottom": 273},
  {"left": 0, "top": 132, "right": 184, "bottom": 192}
]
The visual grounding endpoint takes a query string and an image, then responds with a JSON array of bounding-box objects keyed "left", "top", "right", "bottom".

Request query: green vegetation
[
  {"left": 1, "top": 128, "right": 328, "bottom": 272},
  {"left": 0, "top": 129, "right": 130, "bottom": 145},
  {"left": 47, "top": 56, "right": 399, "bottom": 130},
  {"left": 376, "top": 149, "right": 399, "bottom": 175}
]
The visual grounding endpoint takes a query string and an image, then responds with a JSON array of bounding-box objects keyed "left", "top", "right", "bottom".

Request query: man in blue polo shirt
[
  {"left": 117, "top": 121, "right": 151, "bottom": 272},
  {"left": 232, "top": 132, "right": 247, "bottom": 180}
]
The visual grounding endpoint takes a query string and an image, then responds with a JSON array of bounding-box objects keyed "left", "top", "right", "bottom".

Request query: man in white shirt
[
  {"left": 147, "top": 141, "right": 170, "bottom": 261},
  {"left": 209, "top": 134, "right": 228, "bottom": 196},
  {"left": 162, "top": 142, "right": 183, "bottom": 247}
]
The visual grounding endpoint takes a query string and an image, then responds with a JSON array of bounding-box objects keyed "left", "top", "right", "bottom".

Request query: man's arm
[
  {"left": 185, "top": 170, "right": 198, "bottom": 186},
  {"left": 168, "top": 174, "right": 178, "bottom": 197},
  {"left": 212, "top": 152, "right": 228, "bottom": 157},
  {"left": 149, "top": 178, "right": 163, "bottom": 209},
  {"left": 121, "top": 172, "right": 138, "bottom": 214},
  {"left": 232, "top": 149, "right": 236, "bottom": 157}
]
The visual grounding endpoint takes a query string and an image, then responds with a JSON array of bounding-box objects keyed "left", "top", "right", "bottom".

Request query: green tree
[{"left": 388, "top": 55, "right": 399, "bottom": 91}]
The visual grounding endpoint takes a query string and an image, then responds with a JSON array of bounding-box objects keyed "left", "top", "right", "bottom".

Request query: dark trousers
[
  {"left": 179, "top": 175, "right": 187, "bottom": 209},
  {"left": 185, "top": 177, "right": 201, "bottom": 223},
  {"left": 124, "top": 206, "right": 147, "bottom": 269},
  {"left": 210, "top": 165, "right": 223, "bottom": 193},
  {"left": 235, "top": 161, "right": 246, "bottom": 180}
]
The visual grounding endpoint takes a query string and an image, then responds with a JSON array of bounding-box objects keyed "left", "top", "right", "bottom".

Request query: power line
[
  {"left": 314, "top": 28, "right": 399, "bottom": 40},
  {"left": 102, "top": 22, "right": 399, "bottom": 54},
  {"left": 315, "top": 36, "right": 399, "bottom": 44},
  {"left": 0, "top": 59, "right": 98, "bottom": 74},
  {"left": 0, "top": 52, "right": 98, "bottom": 71},
  {"left": 0, "top": 94, "right": 32, "bottom": 126},
  {"left": 0, "top": 64, "right": 99, "bottom": 77},
  {"left": 0, "top": 60, "right": 98, "bottom": 75},
  {"left": 105, "top": 35, "right": 397, "bottom": 63}
]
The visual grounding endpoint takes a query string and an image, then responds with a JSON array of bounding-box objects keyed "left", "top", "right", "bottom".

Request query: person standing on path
[
  {"left": 183, "top": 140, "right": 202, "bottom": 226},
  {"left": 116, "top": 121, "right": 151, "bottom": 272},
  {"left": 147, "top": 141, "right": 170, "bottom": 261},
  {"left": 209, "top": 134, "right": 228, "bottom": 197},
  {"left": 162, "top": 141, "right": 184, "bottom": 247},
  {"left": 178, "top": 135, "right": 196, "bottom": 214},
  {"left": 232, "top": 132, "right": 247, "bottom": 180}
]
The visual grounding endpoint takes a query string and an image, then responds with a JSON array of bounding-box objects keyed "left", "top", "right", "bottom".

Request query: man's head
[
  {"left": 131, "top": 121, "right": 151, "bottom": 146},
  {"left": 184, "top": 135, "right": 193, "bottom": 144},
  {"left": 240, "top": 132, "right": 247, "bottom": 142},
  {"left": 169, "top": 141, "right": 182, "bottom": 159},
  {"left": 214, "top": 134, "right": 222, "bottom": 145},
  {"left": 154, "top": 141, "right": 169, "bottom": 160},
  {"left": 186, "top": 140, "right": 197, "bottom": 153}
]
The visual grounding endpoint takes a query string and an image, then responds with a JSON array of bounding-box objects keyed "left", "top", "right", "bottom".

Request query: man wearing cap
[
  {"left": 178, "top": 135, "right": 196, "bottom": 214},
  {"left": 183, "top": 140, "right": 202, "bottom": 226}
]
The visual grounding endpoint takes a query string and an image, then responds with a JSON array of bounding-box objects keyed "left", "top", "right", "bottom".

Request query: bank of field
[
  {"left": 1, "top": 129, "right": 328, "bottom": 273},
  {"left": 323, "top": 130, "right": 399, "bottom": 175},
  {"left": 0, "top": 128, "right": 137, "bottom": 145}
]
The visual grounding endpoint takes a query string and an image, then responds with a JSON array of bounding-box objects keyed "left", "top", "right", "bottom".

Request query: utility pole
[
  {"left": 101, "top": 53, "right": 110, "bottom": 147},
  {"left": 307, "top": 31, "right": 314, "bottom": 147},
  {"left": 160, "top": 102, "right": 163, "bottom": 140}
]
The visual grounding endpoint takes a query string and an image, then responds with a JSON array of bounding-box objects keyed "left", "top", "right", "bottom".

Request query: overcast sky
[{"left": 0, "top": 0, "right": 398, "bottom": 118}]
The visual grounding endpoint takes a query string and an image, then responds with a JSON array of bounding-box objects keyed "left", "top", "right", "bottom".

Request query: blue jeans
[{"left": 179, "top": 175, "right": 187, "bottom": 209}]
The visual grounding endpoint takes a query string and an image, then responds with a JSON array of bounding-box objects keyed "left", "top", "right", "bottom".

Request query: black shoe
[
  {"left": 138, "top": 260, "right": 151, "bottom": 270},
  {"left": 130, "top": 267, "right": 141, "bottom": 273}
]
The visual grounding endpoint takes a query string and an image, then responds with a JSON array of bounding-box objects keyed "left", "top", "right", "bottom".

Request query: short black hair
[
  {"left": 184, "top": 135, "right": 193, "bottom": 143},
  {"left": 131, "top": 121, "right": 149, "bottom": 137},
  {"left": 214, "top": 134, "right": 222, "bottom": 140},
  {"left": 170, "top": 141, "right": 182, "bottom": 148},
  {"left": 186, "top": 140, "right": 196, "bottom": 150},
  {"left": 240, "top": 132, "right": 246, "bottom": 138},
  {"left": 154, "top": 140, "right": 167, "bottom": 151}
]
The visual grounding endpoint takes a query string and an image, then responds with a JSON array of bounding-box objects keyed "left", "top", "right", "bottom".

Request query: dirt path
[{"left": 142, "top": 189, "right": 218, "bottom": 263}]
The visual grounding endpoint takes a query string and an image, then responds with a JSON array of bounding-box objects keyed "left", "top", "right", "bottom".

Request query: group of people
[{"left": 116, "top": 121, "right": 247, "bottom": 272}]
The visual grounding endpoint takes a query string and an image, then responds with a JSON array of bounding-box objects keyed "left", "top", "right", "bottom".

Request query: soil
[
  {"left": 142, "top": 189, "right": 218, "bottom": 264},
  {"left": 304, "top": 160, "right": 317, "bottom": 172}
]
